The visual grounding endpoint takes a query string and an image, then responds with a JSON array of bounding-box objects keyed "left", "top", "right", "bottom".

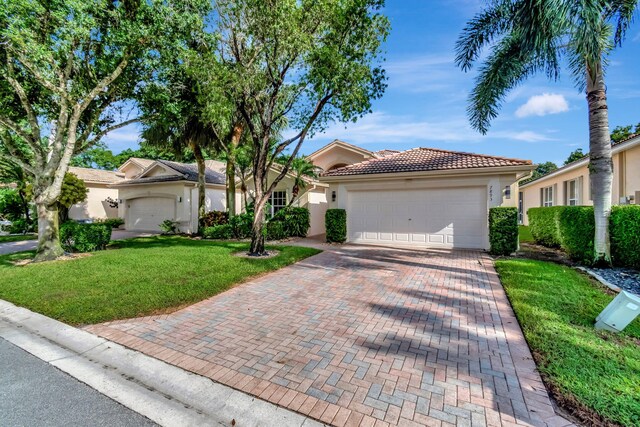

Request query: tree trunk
[
  {"left": 226, "top": 152, "right": 237, "bottom": 218},
  {"left": 249, "top": 200, "right": 267, "bottom": 255},
  {"left": 34, "top": 202, "right": 64, "bottom": 262},
  {"left": 193, "top": 143, "right": 206, "bottom": 233},
  {"left": 17, "top": 189, "right": 31, "bottom": 226},
  {"left": 586, "top": 60, "right": 613, "bottom": 265}
]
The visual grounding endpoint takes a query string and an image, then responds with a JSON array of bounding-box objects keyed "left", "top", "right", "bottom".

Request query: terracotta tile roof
[
  {"left": 322, "top": 147, "right": 532, "bottom": 177},
  {"left": 68, "top": 167, "right": 124, "bottom": 184}
]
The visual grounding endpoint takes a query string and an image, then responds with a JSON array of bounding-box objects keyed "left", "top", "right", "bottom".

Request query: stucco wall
[
  {"left": 68, "top": 184, "right": 119, "bottom": 220},
  {"left": 310, "top": 146, "right": 371, "bottom": 172}
]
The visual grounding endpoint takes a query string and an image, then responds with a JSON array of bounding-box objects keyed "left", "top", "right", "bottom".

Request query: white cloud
[
  {"left": 515, "top": 93, "right": 569, "bottom": 118},
  {"left": 309, "top": 112, "right": 553, "bottom": 145},
  {"left": 385, "top": 55, "right": 467, "bottom": 97}
]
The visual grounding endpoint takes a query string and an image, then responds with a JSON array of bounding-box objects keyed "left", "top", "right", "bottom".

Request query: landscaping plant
[
  {"left": 488, "top": 207, "right": 518, "bottom": 256},
  {"left": 558, "top": 206, "right": 596, "bottom": 265},
  {"left": 527, "top": 207, "right": 564, "bottom": 248},
  {"left": 325, "top": 209, "right": 347, "bottom": 243},
  {"left": 60, "top": 222, "right": 111, "bottom": 252},
  {"left": 610, "top": 205, "right": 640, "bottom": 269}
]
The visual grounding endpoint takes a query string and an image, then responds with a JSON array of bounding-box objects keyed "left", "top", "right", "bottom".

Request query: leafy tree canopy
[
  {"left": 564, "top": 148, "right": 586, "bottom": 165},
  {"left": 611, "top": 122, "right": 640, "bottom": 143}
]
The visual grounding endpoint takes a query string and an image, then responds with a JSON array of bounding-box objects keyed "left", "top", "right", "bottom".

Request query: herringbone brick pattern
[{"left": 86, "top": 246, "right": 571, "bottom": 427}]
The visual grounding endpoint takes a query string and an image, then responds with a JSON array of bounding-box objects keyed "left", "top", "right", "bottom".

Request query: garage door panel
[
  {"left": 348, "top": 187, "right": 487, "bottom": 249},
  {"left": 128, "top": 197, "right": 176, "bottom": 232}
]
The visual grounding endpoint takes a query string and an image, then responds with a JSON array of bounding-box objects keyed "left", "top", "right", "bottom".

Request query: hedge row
[
  {"left": 527, "top": 205, "right": 640, "bottom": 268},
  {"left": 60, "top": 222, "right": 111, "bottom": 252},
  {"left": 325, "top": 209, "right": 346, "bottom": 243},
  {"left": 203, "top": 207, "right": 310, "bottom": 241},
  {"left": 489, "top": 207, "right": 518, "bottom": 256}
]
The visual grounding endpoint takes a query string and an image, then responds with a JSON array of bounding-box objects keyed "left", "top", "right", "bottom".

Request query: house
[
  {"left": 519, "top": 134, "right": 640, "bottom": 225},
  {"left": 67, "top": 167, "right": 123, "bottom": 221},
  {"left": 111, "top": 158, "right": 232, "bottom": 234},
  {"left": 317, "top": 140, "right": 533, "bottom": 249}
]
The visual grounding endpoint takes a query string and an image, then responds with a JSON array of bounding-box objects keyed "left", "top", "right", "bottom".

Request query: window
[
  {"left": 566, "top": 178, "right": 580, "bottom": 206},
  {"left": 268, "top": 191, "right": 287, "bottom": 216},
  {"left": 542, "top": 186, "right": 554, "bottom": 207}
]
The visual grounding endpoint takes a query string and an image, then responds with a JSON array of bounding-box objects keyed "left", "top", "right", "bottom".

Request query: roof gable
[{"left": 307, "top": 139, "right": 375, "bottom": 161}]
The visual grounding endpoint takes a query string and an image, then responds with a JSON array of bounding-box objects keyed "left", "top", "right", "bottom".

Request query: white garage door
[
  {"left": 348, "top": 187, "right": 487, "bottom": 249},
  {"left": 127, "top": 197, "right": 176, "bottom": 232}
]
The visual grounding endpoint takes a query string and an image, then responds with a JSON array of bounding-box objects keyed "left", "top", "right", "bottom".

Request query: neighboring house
[
  {"left": 319, "top": 141, "right": 533, "bottom": 249},
  {"left": 67, "top": 167, "right": 123, "bottom": 221},
  {"left": 519, "top": 134, "right": 640, "bottom": 225},
  {"left": 111, "top": 159, "right": 231, "bottom": 234}
]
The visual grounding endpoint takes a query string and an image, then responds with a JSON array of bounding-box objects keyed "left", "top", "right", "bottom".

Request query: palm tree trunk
[
  {"left": 34, "top": 202, "right": 64, "bottom": 262},
  {"left": 226, "top": 153, "right": 237, "bottom": 218},
  {"left": 193, "top": 143, "right": 206, "bottom": 233},
  {"left": 586, "top": 60, "right": 613, "bottom": 265}
]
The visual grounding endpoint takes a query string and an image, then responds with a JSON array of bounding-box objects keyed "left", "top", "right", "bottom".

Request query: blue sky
[{"left": 103, "top": 0, "right": 640, "bottom": 166}]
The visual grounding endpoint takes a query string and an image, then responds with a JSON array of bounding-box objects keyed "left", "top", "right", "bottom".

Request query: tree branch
[{"left": 76, "top": 117, "right": 140, "bottom": 153}]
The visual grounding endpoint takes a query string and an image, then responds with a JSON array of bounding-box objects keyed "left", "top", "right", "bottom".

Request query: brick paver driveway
[{"left": 87, "top": 246, "right": 570, "bottom": 427}]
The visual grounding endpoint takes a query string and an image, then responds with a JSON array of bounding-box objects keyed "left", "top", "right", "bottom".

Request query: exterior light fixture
[
  {"left": 504, "top": 186, "right": 511, "bottom": 199},
  {"left": 331, "top": 191, "right": 336, "bottom": 202}
]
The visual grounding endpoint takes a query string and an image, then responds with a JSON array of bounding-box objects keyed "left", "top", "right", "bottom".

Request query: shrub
[
  {"left": 266, "top": 220, "right": 287, "bottom": 241},
  {"left": 558, "top": 206, "right": 595, "bottom": 265},
  {"left": 0, "top": 188, "right": 26, "bottom": 221},
  {"left": 203, "top": 224, "right": 234, "bottom": 239},
  {"left": 8, "top": 218, "right": 37, "bottom": 234},
  {"left": 98, "top": 218, "right": 125, "bottom": 229},
  {"left": 527, "top": 207, "right": 564, "bottom": 247},
  {"left": 202, "top": 211, "right": 228, "bottom": 228},
  {"left": 325, "top": 209, "right": 346, "bottom": 243},
  {"left": 273, "top": 207, "right": 310, "bottom": 237},
  {"left": 610, "top": 205, "right": 640, "bottom": 269},
  {"left": 489, "top": 207, "right": 518, "bottom": 256},
  {"left": 229, "top": 212, "right": 253, "bottom": 239},
  {"left": 60, "top": 222, "right": 111, "bottom": 252},
  {"left": 159, "top": 219, "right": 179, "bottom": 234}
]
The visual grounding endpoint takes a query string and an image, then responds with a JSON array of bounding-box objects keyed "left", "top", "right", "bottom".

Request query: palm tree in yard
[
  {"left": 287, "top": 156, "right": 320, "bottom": 206},
  {"left": 456, "top": 0, "right": 638, "bottom": 265}
]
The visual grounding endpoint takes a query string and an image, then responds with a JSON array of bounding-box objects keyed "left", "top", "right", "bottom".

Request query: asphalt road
[{"left": 0, "top": 337, "right": 157, "bottom": 427}]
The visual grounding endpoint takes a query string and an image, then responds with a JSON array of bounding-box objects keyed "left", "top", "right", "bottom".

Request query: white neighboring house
[
  {"left": 68, "top": 167, "right": 123, "bottom": 221},
  {"left": 111, "top": 159, "right": 229, "bottom": 233}
]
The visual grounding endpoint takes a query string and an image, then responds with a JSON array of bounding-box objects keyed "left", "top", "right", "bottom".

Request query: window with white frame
[
  {"left": 542, "top": 186, "right": 554, "bottom": 207},
  {"left": 268, "top": 191, "right": 287, "bottom": 216},
  {"left": 566, "top": 178, "right": 580, "bottom": 206}
]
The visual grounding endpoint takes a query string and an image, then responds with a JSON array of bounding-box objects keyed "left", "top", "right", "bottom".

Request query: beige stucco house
[
  {"left": 68, "top": 167, "right": 123, "bottom": 221},
  {"left": 317, "top": 140, "right": 533, "bottom": 249},
  {"left": 519, "top": 134, "right": 640, "bottom": 225}
]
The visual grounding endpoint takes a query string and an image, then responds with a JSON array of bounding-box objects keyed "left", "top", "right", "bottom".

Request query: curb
[
  {"left": 0, "top": 300, "right": 323, "bottom": 427},
  {"left": 575, "top": 267, "right": 622, "bottom": 293}
]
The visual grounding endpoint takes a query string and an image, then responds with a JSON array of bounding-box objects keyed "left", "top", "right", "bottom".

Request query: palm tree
[
  {"left": 456, "top": 0, "right": 637, "bottom": 265},
  {"left": 287, "top": 156, "right": 320, "bottom": 206}
]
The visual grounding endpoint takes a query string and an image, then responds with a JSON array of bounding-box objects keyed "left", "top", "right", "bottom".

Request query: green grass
[
  {"left": 495, "top": 258, "right": 640, "bottom": 426},
  {"left": 518, "top": 225, "right": 534, "bottom": 244},
  {"left": 0, "top": 236, "right": 320, "bottom": 326},
  {"left": 0, "top": 234, "right": 36, "bottom": 243}
]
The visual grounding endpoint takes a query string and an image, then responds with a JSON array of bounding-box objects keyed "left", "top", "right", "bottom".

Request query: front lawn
[
  {"left": 0, "top": 234, "right": 37, "bottom": 243},
  {"left": 0, "top": 236, "right": 320, "bottom": 325},
  {"left": 518, "top": 225, "right": 534, "bottom": 244},
  {"left": 495, "top": 259, "right": 640, "bottom": 426}
]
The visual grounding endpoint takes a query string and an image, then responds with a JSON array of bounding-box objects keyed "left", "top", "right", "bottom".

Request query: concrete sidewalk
[
  {"left": 0, "top": 299, "right": 323, "bottom": 427},
  {"left": 0, "top": 230, "right": 157, "bottom": 255}
]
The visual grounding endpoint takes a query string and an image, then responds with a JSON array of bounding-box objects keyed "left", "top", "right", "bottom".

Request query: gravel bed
[{"left": 587, "top": 267, "right": 640, "bottom": 296}]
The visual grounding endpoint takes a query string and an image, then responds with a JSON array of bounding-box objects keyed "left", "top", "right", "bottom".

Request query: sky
[{"left": 102, "top": 0, "right": 640, "bottom": 166}]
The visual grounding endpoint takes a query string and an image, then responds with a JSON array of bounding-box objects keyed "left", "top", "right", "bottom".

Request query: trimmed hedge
[
  {"left": 558, "top": 206, "right": 595, "bottom": 265},
  {"left": 610, "top": 205, "right": 640, "bottom": 269},
  {"left": 489, "top": 207, "right": 518, "bottom": 256},
  {"left": 266, "top": 221, "right": 287, "bottom": 241},
  {"left": 527, "top": 207, "right": 563, "bottom": 247},
  {"left": 325, "top": 209, "right": 346, "bottom": 243},
  {"left": 203, "top": 224, "right": 234, "bottom": 239},
  {"left": 272, "top": 207, "right": 310, "bottom": 237},
  {"left": 98, "top": 218, "right": 125, "bottom": 229},
  {"left": 60, "top": 222, "right": 111, "bottom": 252}
]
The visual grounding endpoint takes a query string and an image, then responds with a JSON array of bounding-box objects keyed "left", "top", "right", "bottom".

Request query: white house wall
[{"left": 69, "top": 184, "right": 119, "bottom": 220}]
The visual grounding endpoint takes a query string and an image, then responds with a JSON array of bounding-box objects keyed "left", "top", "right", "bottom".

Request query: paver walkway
[{"left": 87, "top": 246, "right": 571, "bottom": 427}]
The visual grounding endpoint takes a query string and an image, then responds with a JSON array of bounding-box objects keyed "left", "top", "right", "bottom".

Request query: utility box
[{"left": 595, "top": 291, "right": 640, "bottom": 332}]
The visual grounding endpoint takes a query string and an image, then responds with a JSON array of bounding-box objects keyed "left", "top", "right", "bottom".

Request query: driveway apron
[{"left": 86, "top": 246, "right": 569, "bottom": 427}]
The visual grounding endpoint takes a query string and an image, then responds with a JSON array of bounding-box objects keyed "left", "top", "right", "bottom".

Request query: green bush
[
  {"left": 527, "top": 206, "right": 565, "bottom": 247},
  {"left": 266, "top": 220, "right": 287, "bottom": 241},
  {"left": 159, "top": 219, "right": 179, "bottom": 234},
  {"left": 0, "top": 188, "right": 26, "bottom": 221},
  {"left": 203, "top": 224, "right": 234, "bottom": 239},
  {"left": 202, "top": 211, "right": 228, "bottom": 228},
  {"left": 325, "top": 209, "right": 346, "bottom": 243},
  {"left": 489, "top": 207, "right": 518, "bottom": 256},
  {"left": 60, "top": 222, "right": 111, "bottom": 252},
  {"left": 610, "top": 205, "right": 640, "bottom": 269},
  {"left": 229, "top": 212, "right": 253, "bottom": 239},
  {"left": 272, "top": 207, "right": 310, "bottom": 237},
  {"left": 558, "top": 206, "right": 595, "bottom": 265},
  {"left": 8, "top": 218, "right": 37, "bottom": 234},
  {"left": 98, "top": 218, "right": 125, "bottom": 229}
]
